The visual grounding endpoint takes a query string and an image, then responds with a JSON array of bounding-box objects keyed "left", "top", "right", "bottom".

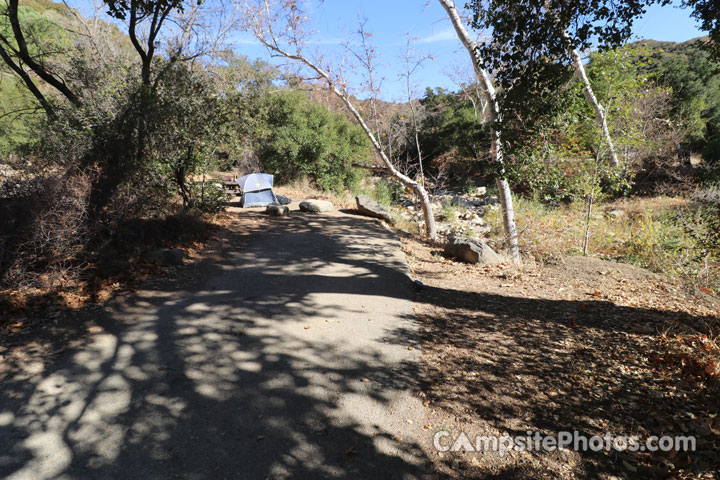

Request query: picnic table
[{"left": 222, "top": 175, "right": 239, "bottom": 192}]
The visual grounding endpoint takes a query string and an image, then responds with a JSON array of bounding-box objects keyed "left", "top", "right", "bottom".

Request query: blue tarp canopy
[{"left": 237, "top": 173, "right": 278, "bottom": 208}]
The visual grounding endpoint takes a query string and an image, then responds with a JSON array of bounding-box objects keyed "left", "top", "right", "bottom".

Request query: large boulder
[
  {"left": 143, "top": 248, "right": 187, "bottom": 266},
  {"left": 299, "top": 199, "right": 334, "bottom": 213},
  {"left": 266, "top": 204, "right": 289, "bottom": 216},
  {"left": 355, "top": 195, "right": 394, "bottom": 224},
  {"left": 444, "top": 237, "right": 503, "bottom": 265}
]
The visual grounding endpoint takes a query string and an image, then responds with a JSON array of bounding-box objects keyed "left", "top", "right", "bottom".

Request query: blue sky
[
  {"left": 232, "top": 1, "right": 708, "bottom": 101},
  {"left": 65, "top": 0, "right": 708, "bottom": 101}
]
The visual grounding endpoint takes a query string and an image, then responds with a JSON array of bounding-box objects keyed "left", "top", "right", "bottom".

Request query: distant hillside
[
  {"left": 625, "top": 36, "right": 720, "bottom": 160},
  {"left": 628, "top": 36, "right": 716, "bottom": 73},
  {"left": 21, "top": 0, "right": 76, "bottom": 19},
  {"left": 633, "top": 36, "right": 710, "bottom": 53}
]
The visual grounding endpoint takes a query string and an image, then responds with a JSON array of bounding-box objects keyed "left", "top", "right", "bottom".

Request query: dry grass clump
[{"left": 482, "top": 195, "right": 720, "bottom": 294}]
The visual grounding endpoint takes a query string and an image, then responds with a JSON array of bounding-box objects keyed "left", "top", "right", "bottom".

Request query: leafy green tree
[
  {"left": 257, "top": 90, "right": 371, "bottom": 192},
  {"left": 505, "top": 44, "right": 678, "bottom": 200},
  {"left": 684, "top": 0, "right": 720, "bottom": 59},
  {"left": 641, "top": 40, "right": 720, "bottom": 163},
  {"left": 416, "top": 87, "right": 490, "bottom": 181},
  {"left": 145, "top": 63, "right": 227, "bottom": 210}
]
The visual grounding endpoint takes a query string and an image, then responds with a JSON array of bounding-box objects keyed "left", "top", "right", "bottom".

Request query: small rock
[
  {"left": 299, "top": 199, "right": 335, "bottom": 213},
  {"left": 452, "top": 196, "right": 473, "bottom": 208},
  {"left": 444, "top": 237, "right": 504, "bottom": 264},
  {"left": 355, "top": 195, "right": 394, "bottom": 224},
  {"left": 276, "top": 195, "right": 292, "bottom": 205},
  {"left": 474, "top": 186, "right": 487, "bottom": 196},
  {"left": 266, "top": 204, "right": 289, "bottom": 216},
  {"left": 471, "top": 216, "right": 486, "bottom": 226},
  {"left": 484, "top": 196, "right": 500, "bottom": 206},
  {"left": 143, "top": 248, "right": 187, "bottom": 266}
]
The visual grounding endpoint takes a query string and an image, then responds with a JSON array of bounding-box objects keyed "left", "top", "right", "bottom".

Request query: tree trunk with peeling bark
[
  {"left": 338, "top": 89, "right": 437, "bottom": 240},
  {"left": 438, "top": 0, "right": 520, "bottom": 263}
]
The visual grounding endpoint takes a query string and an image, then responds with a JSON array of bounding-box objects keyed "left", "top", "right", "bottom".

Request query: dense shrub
[
  {"left": 371, "top": 178, "right": 403, "bottom": 205},
  {"left": 687, "top": 187, "right": 720, "bottom": 260},
  {"left": 0, "top": 169, "right": 93, "bottom": 288},
  {"left": 257, "top": 90, "right": 371, "bottom": 192}
]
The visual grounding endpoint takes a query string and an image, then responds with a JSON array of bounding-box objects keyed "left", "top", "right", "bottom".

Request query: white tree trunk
[
  {"left": 244, "top": 31, "right": 437, "bottom": 239},
  {"left": 338, "top": 91, "right": 437, "bottom": 239},
  {"left": 438, "top": 0, "right": 520, "bottom": 263},
  {"left": 569, "top": 47, "right": 620, "bottom": 167},
  {"left": 543, "top": 0, "right": 619, "bottom": 168}
]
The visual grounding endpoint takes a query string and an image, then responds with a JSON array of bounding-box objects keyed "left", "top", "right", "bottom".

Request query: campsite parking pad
[{"left": 0, "top": 202, "right": 434, "bottom": 479}]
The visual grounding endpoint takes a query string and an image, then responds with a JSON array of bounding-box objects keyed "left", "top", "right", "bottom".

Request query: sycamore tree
[
  {"left": 465, "top": 0, "right": 647, "bottom": 169},
  {"left": 463, "top": 0, "right": 720, "bottom": 169},
  {"left": 237, "top": 0, "right": 438, "bottom": 239},
  {"left": 438, "top": 0, "right": 520, "bottom": 262}
]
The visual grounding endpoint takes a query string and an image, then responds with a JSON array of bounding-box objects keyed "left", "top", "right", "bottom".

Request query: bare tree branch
[{"left": 238, "top": 0, "right": 439, "bottom": 238}]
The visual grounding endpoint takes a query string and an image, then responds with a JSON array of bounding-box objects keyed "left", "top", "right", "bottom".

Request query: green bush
[
  {"left": 189, "top": 180, "right": 230, "bottom": 214},
  {"left": 685, "top": 201, "right": 720, "bottom": 260},
  {"left": 371, "top": 179, "right": 402, "bottom": 205},
  {"left": 258, "top": 90, "right": 371, "bottom": 192},
  {"left": 507, "top": 153, "right": 572, "bottom": 203},
  {"left": 441, "top": 200, "right": 459, "bottom": 222}
]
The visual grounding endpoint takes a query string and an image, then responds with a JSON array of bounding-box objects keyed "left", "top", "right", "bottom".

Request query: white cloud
[
  {"left": 417, "top": 27, "right": 457, "bottom": 44},
  {"left": 234, "top": 37, "right": 262, "bottom": 46}
]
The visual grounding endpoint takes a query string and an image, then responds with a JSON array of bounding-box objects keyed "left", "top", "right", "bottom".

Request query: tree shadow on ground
[
  {"left": 417, "top": 282, "right": 719, "bottom": 479},
  {"left": 0, "top": 211, "right": 435, "bottom": 479}
]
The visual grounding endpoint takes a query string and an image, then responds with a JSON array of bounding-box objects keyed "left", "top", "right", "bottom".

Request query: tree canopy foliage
[{"left": 257, "top": 90, "right": 370, "bottom": 192}]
